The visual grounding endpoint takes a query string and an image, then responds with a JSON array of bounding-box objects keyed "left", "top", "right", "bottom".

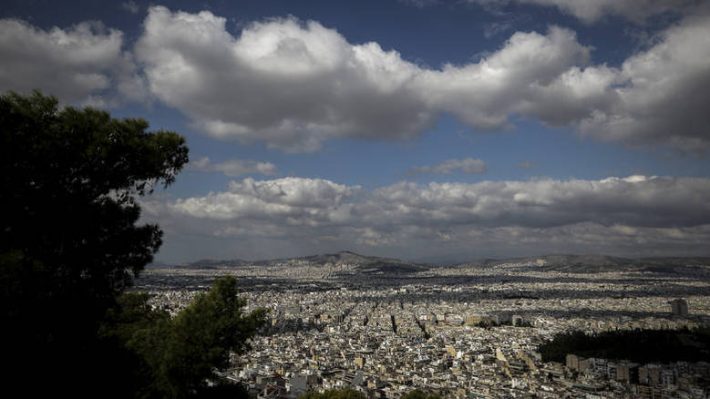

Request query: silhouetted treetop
[
  {"left": 0, "top": 90, "right": 188, "bottom": 396},
  {"left": 1, "top": 91, "right": 188, "bottom": 299}
]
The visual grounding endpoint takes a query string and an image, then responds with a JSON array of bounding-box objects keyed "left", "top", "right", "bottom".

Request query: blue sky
[{"left": 2, "top": 0, "right": 710, "bottom": 263}]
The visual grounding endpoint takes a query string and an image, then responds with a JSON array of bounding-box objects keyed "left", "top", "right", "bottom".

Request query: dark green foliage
[
  {"left": 193, "top": 383, "right": 250, "bottom": 399},
  {"left": 538, "top": 328, "right": 710, "bottom": 364},
  {"left": 0, "top": 91, "right": 189, "bottom": 396},
  {"left": 299, "top": 388, "right": 366, "bottom": 399},
  {"left": 400, "top": 389, "right": 443, "bottom": 399},
  {"left": 1, "top": 91, "right": 265, "bottom": 398},
  {"left": 298, "top": 388, "right": 442, "bottom": 399},
  {"left": 102, "top": 277, "right": 267, "bottom": 399},
  {"left": 165, "top": 278, "right": 267, "bottom": 393},
  {"left": 0, "top": 91, "right": 187, "bottom": 337}
]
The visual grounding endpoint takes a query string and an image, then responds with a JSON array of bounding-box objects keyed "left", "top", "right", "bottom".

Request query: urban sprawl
[{"left": 137, "top": 254, "right": 710, "bottom": 398}]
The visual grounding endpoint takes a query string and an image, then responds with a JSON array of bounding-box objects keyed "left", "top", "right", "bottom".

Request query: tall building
[{"left": 668, "top": 298, "right": 689, "bottom": 316}]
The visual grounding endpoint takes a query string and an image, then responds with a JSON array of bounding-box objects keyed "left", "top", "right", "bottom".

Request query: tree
[
  {"left": 299, "top": 388, "right": 366, "bottom": 399},
  {"left": 103, "top": 276, "right": 267, "bottom": 399},
  {"left": 0, "top": 91, "right": 188, "bottom": 396},
  {"left": 162, "top": 277, "right": 267, "bottom": 395},
  {"left": 400, "top": 390, "right": 442, "bottom": 399}
]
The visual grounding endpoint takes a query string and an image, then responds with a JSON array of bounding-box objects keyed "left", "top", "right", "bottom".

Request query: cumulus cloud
[
  {"left": 468, "top": 0, "right": 699, "bottom": 23},
  {"left": 2, "top": 7, "right": 708, "bottom": 151},
  {"left": 145, "top": 176, "right": 710, "bottom": 259},
  {"left": 578, "top": 9, "right": 710, "bottom": 151},
  {"left": 0, "top": 18, "right": 145, "bottom": 105},
  {"left": 190, "top": 157, "right": 277, "bottom": 177},
  {"left": 168, "top": 177, "right": 358, "bottom": 224},
  {"left": 134, "top": 6, "right": 710, "bottom": 152},
  {"left": 368, "top": 176, "right": 710, "bottom": 228},
  {"left": 415, "top": 26, "right": 597, "bottom": 129},
  {"left": 132, "top": 7, "right": 607, "bottom": 151},
  {"left": 135, "top": 6, "right": 430, "bottom": 151},
  {"left": 411, "top": 158, "right": 487, "bottom": 175}
]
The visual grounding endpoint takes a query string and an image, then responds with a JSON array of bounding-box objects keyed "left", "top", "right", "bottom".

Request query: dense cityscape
[{"left": 138, "top": 252, "right": 710, "bottom": 398}]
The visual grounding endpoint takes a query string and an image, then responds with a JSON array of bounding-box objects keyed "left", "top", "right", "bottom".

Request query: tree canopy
[
  {"left": 1, "top": 91, "right": 188, "bottom": 329},
  {"left": 299, "top": 388, "right": 367, "bottom": 399},
  {"left": 0, "top": 91, "right": 190, "bottom": 395},
  {"left": 1, "top": 90, "right": 266, "bottom": 398},
  {"left": 538, "top": 327, "right": 710, "bottom": 364},
  {"left": 299, "top": 388, "right": 442, "bottom": 399},
  {"left": 103, "top": 276, "right": 267, "bottom": 399},
  {"left": 400, "top": 390, "right": 443, "bottom": 399}
]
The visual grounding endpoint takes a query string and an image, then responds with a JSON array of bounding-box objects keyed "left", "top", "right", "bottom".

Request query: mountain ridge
[{"left": 155, "top": 251, "right": 710, "bottom": 275}]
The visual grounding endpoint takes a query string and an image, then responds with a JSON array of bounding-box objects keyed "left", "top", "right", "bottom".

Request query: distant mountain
[
  {"left": 292, "top": 250, "right": 429, "bottom": 274},
  {"left": 180, "top": 250, "right": 428, "bottom": 274},
  {"left": 166, "top": 251, "right": 710, "bottom": 276},
  {"left": 411, "top": 253, "right": 485, "bottom": 266},
  {"left": 476, "top": 254, "right": 710, "bottom": 274},
  {"left": 481, "top": 254, "right": 629, "bottom": 268},
  {"left": 299, "top": 250, "right": 381, "bottom": 265},
  {"left": 183, "top": 258, "right": 250, "bottom": 268}
]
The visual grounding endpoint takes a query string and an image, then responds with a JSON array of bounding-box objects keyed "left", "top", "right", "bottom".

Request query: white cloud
[
  {"left": 469, "top": 0, "right": 699, "bottom": 23},
  {"left": 368, "top": 176, "right": 710, "bottom": 228},
  {"left": 412, "top": 158, "right": 487, "bottom": 174},
  {"left": 169, "top": 177, "right": 358, "bottom": 224},
  {"left": 135, "top": 7, "right": 710, "bottom": 152},
  {"left": 0, "top": 18, "right": 145, "bottom": 105},
  {"left": 133, "top": 8, "right": 607, "bottom": 151},
  {"left": 578, "top": 9, "right": 710, "bottom": 151},
  {"left": 145, "top": 175, "right": 710, "bottom": 259},
  {"left": 190, "top": 157, "right": 277, "bottom": 177},
  {"left": 1, "top": 7, "right": 708, "bottom": 151},
  {"left": 135, "top": 6, "right": 430, "bottom": 152},
  {"left": 415, "top": 26, "right": 595, "bottom": 129}
]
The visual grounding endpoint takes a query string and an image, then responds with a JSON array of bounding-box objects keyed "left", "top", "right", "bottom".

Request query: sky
[{"left": 1, "top": 0, "right": 710, "bottom": 263}]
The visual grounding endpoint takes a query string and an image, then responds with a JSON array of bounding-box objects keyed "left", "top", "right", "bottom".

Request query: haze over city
[{"left": 2, "top": 0, "right": 710, "bottom": 263}]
